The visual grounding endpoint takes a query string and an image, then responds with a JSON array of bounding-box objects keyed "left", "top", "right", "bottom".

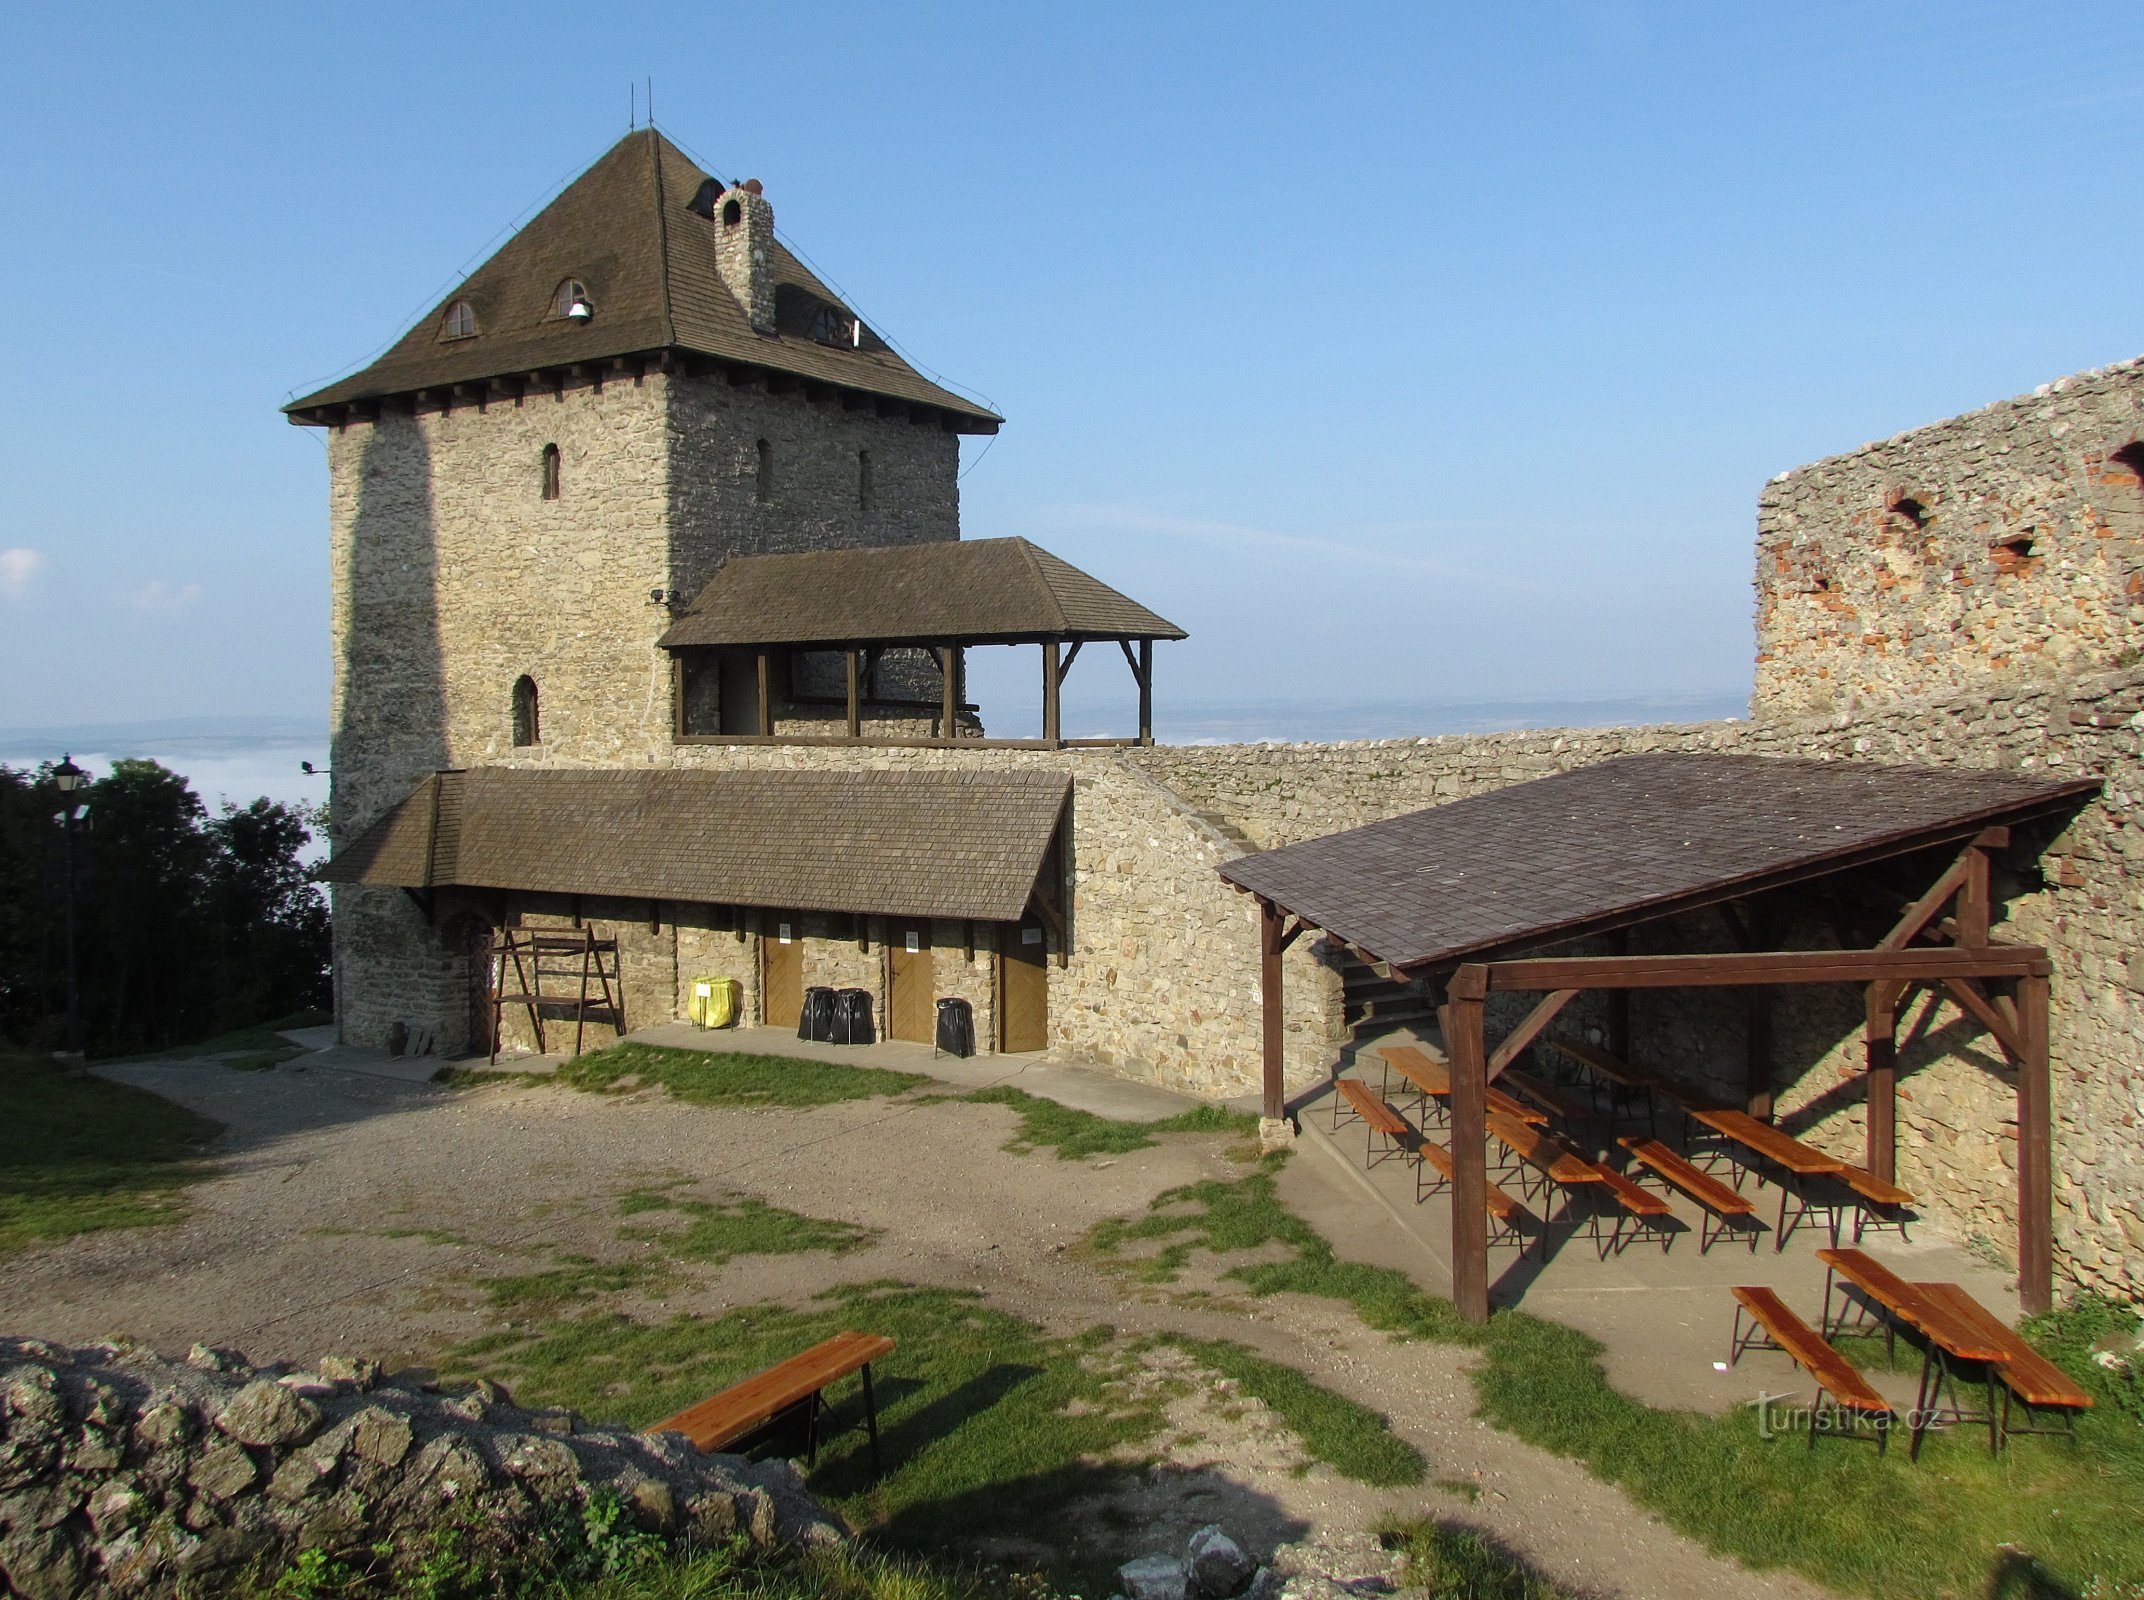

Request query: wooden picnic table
[
  {"left": 1817, "top": 1248, "right": 2005, "bottom": 1459},
  {"left": 1379, "top": 1044, "right": 1547, "bottom": 1126},
  {"left": 1546, "top": 1037, "right": 1669, "bottom": 1092},
  {"left": 1688, "top": 1108, "right": 1846, "bottom": 1177},
  {"left": 648, "top": 1329, "right": 895, "bottom": 1472},
  {"left": 1485, "top": 1109, "right": 1602, "bottom": 1188},
  {"left": 1912, "top": 1281, "right": 2093, "bottom": 1445}
]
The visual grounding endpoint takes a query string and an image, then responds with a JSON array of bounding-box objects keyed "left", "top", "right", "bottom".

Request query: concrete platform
[{"left": 1284, "top": 1077, "right": 2023, "bottom": 1418}]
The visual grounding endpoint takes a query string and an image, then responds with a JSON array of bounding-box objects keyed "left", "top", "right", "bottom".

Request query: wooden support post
[
  {"left": 1865, "top": 986, "right": 1897, "bottom": 1184},
  {"left": 755, "top": 649, "right": 772, "bottom": 737},
  {"left": 1606, "top": 930, "right": 1630, "bottom": 1062},
  {"left": 2017, "top": 970, "right": 2053, "bottom": 1315},
  {"left": 1139, "top": 638, "right": 1153, "bottom": 745},
  {"left": 1745, "top": 987, "right": 1774, "bottom": 1121},
  {"left": 845, "top": 649, "right": 861, "bottom": 738},
  {"left": 1042, "top": 640, "right": 1062, "bottom": 745},
  {"left": 1959, "top": 841, "right": 1994, "bottom": 948},
  {"left": 940, "top": 645, "right": 958, "bottom": 738},
  {"left": 1259, "top": 899, "right": 1285, "bottom": 1121},
  {"left": 1448, "top": 965, "right": 1492, "bottom": 1326},
  {"left": 1041, "top": 634, "right": 1059, "bottom": 742}
]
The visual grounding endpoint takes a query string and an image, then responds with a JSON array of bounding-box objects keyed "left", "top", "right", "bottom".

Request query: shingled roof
[
  {"left": 286, "top": 129, "right": 999, "bottom": 429},
  {"left": 657, "top": 537, "right": 1186, "bottom": 649},
  {"left": 1219, "top": 753, "right": 2099, "bottom": 973},
  {"left": 323, "top": 766, "right": 1068, "bottom": 923}
]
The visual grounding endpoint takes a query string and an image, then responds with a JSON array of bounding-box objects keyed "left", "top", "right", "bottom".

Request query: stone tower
[{"left": 285, "top": 130, "right": 1001, "bottom": 1048}]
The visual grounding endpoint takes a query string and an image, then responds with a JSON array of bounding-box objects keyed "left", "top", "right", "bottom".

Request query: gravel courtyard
[{"left": 0, "top": 1052, "right": 1828, "bottom": 1600}]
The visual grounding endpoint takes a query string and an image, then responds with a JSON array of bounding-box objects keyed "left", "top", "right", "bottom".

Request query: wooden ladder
[{"left": 490, "top": 927, "right": 624, "bottom": 1062}]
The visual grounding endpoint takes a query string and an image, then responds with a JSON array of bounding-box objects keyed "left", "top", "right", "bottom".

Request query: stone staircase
[{"left": 1339, "top": 949, "right": 1438, "bottom": 1047}]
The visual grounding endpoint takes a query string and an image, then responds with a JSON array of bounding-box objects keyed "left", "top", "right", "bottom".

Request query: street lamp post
[{"left": 52, "top": 755, "right": 86, "bottom": 1059}]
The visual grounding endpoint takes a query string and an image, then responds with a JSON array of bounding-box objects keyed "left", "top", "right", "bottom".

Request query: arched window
[
  {"left": 541, "top": 443, "right": 561, "bottom": 501},
  {"left": 441, "top": 300, "right": 477, "bottom": 339},
  {"left": 511, "top": 676, "right": 540, "bottom": 747},
  {"left": 722, "top": 197, "right": 742, "bottom": 227},
  {"left": 755, "top": 438, "right": 772, "bottom": 503},
  {"left": 552, "top": 278, "right": 592, "bottom": 320},
  {"left": 858, "top": 449, "right": 874, "bottom": 511},
  {"left": 2114, "top": 441, "right": 2144, "bottom": 485}
]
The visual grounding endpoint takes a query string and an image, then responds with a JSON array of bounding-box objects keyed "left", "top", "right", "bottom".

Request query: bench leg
[{"left": 861, "top": 1363, "right": 882, "bottom": 1478}]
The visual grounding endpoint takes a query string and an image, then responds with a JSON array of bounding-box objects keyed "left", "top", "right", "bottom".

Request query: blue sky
[{"left": 3, "top": 2, "right": 2140, "bottom": 738}]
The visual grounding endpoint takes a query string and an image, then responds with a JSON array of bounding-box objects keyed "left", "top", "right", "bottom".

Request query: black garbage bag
[
  {"left": 934, "top": 996, "right": 975, "bottom": 1059},
  {"left": 801, "top": 986, "right": 837, "bottom": 1042},
  {"left": 833, "top": 987, "right": 875, "bottom": 1045}
]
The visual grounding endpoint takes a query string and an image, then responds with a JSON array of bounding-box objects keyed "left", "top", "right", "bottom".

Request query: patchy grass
[
  {"left": 1381, "top": 1520, "right": 1578, "bottom": 1600},
  {"left": 948, "top": 1085, "right": 1257, "bottom": 1160},
  {"left": 105, "top": 1009, "right": 331, "bottom": 1069},
  {"left": 619, "top": 1191, "right": 880, "bottom": 1267},
  {"left": 0, "top": 1051, "right": 221, "bottom": 1256},
  {"left": 555, "top": 1045, "right": 929, "bottom": 1109},
  {"left": 1088, "top": 1157, "right": 2144, "bottom": 1599},
  {"left": 482, "top": 1254, "right": 672, "bottom": 1314},
  {"left": 1150, "top": 1333, "right": 1424, "bottom": 1487},
  {"left": 450, "top": 1281, "right": 1164, "bottom": 1595},
  {"left": 563, "top": 1537, "right": 1074, "bottom": 1600}
]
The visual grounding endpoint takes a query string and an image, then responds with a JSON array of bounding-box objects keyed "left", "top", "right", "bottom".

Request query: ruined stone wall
[
  {"left": 1129, "top": 669, "right": 2144, "bottom": 1301},
  {"left": 1754, "top": 355, "right": 2144, "bottom": 718}
]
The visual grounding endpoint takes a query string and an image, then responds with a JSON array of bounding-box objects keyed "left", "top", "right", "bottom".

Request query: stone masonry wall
[
  {"left": 1128, "top": 669, "right": 2144, "bottom": 1302},
  {"left": 1755, "top": 354, "right": 2144, "bottom": 718}
]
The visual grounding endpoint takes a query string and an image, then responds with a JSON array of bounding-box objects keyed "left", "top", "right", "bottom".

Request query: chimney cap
[{"left": 741, "top": 178, "right": 765, "bottom": 196}]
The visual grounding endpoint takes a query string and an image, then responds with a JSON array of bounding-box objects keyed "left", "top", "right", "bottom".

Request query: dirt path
[{"left": 0, "top": 1061, "right": 1832, "bottom": 1600}]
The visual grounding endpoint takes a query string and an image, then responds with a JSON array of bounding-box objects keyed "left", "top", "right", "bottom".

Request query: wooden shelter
[
  {"left": 658, "top": 538, "right": 1185, "bottom": 746},
  {"left": 1219, "top": 753, "right": 2099, "bottom": 1323}
]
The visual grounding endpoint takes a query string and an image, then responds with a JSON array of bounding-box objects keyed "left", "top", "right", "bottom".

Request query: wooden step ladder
[{"left": 490, "top": 928, "right": 624, "bottom": 1062}]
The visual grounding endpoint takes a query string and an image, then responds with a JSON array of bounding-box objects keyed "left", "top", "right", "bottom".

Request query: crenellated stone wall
[{"left": 1754, "top": 354, "right": 2144, "bottom": 718}]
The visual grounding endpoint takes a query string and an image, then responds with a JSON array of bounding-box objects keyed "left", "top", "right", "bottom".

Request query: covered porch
[{"left": 1221, "top": 753, "right": 2099, "bottom": 1322}]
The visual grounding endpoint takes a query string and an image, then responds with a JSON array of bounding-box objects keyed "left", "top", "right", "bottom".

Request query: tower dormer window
[
  {"left": 541, "top": 443, "right": 561, "bottom": 501},
  {"left": 808, "top": 305, "right": 860, "bottom": 349},
  {"left": 552, "top": 279, "right": 593, "bottom": 321},
  {"left": 441, "top": 300, "right": 477, "bottom": 340}
]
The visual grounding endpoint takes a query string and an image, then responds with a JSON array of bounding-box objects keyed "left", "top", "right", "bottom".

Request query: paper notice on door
[{"left": 906, "top": 932, "right": 920, "bottom": 953}]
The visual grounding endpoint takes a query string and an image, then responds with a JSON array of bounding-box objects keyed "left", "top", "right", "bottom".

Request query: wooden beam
[
  {"left": 1866, "top": 985, "right": 1897, "bottom": 1184},
  {"left": 1139, "top": 639, "right": 1153, "bottom": 746},
  {"left": 939, "top": 645, "right": 957, "bottom": 738},
  {"left": 1879, "top": 854, "right": 1970, "bottom": 951},
  {"left": 1277, "top": 917, "right": 1310, "bottom": 954},
  {"left": 1478, "top": 946, "right": 2048, "bottom": 991},
  {"left": 1058, "top": 639, "right": 1084, "bottom": 681},
  {"left": 1447, "top": 969, "right": 1491, "bottom": 1327},
  {"left": 1042, "top": 640, "right": 1062, "bottom": 745},
  {"left": 1958, "top": 838, "right": 1996, "bottom": 947},
  {"left": 845, "top": 649, "right": 861, "bottom": 738},
  {"left": 1941, "top": 977, "right": 2028, "bottom": 1060},
  {"left": 2017, "top": 971, "right": 2053, "bottom": 1315},
  {"left": 755, "top": 648, "right": 772, "bottom": 736},
  {"left": 1260, "top": 899, "right": 1285, "bottom": 1121},
  {"left": 1745, "top": 987, "right": 1774, "bottom": 1121},
  {"left": 1486, "top": 987, "right": 1578, "bottom": 1082}
]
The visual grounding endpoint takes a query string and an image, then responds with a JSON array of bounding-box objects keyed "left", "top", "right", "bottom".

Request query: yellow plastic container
[{"left": 689, "top": 976, "right": 740, "bottom": 1028}]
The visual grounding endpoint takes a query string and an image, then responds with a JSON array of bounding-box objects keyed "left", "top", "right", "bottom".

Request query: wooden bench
[
  {"left": 646, "top": 1330, "right": 894, "bottom": 1474},
  {"left": 1728, "top": 1286, "right": 1894, "bottom": 1450},
  {"left": 1619, "top": 1136, "right": 1759, "bottom": 1254},
  {"left": 1377, "top": 1045, "right": 1546, "bottom": 1129},
  {"left": 1417, "top": 1141, "right": 1536, "bottom": 1254},
  {"left": 1331, "top": 1077, "right": 1415, "bottom": 1169},
  {"left": 1818, "top": 1248, "right": 2008, "bottom": 1458},
  {"left": 1831, "top": 1164, "right": 1915, "bottom": 1244},
  {"left": 1913, "top": 1282, "right": 2093, "bottom": 1447},
  {"left": 1584, "top": 1161, "right": 1678, "bottom": 1256},
  {"left": 1543, "top": 1038, "right": 1671, "bottom": 1131}
]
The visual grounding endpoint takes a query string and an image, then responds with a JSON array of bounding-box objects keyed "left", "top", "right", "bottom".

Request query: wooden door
[
  {"left": 997, "top": 920, "right": 1049, "bottom": 1053},
  {"left": 887, "top": 921, "right": 934, "bottom": 1044},
  {"left": 760, "top": 912, "right": 802, "bottom": 1028}
]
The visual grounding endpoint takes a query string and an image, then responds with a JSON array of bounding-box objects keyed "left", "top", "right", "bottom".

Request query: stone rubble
[
  {"left": 1111, "top": 1522, "right": 1408, "bottom": 1600},
  {"left": 0, "top": 1336, "right": 842, "bottom": 1599}
]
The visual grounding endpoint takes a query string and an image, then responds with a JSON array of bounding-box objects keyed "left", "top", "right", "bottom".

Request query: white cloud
[
  {"left": 0, "top": 548, "right": 45, "bottom": 602},
  {"left": 128, "top": 579, "right": 204, "bottom": 615}
]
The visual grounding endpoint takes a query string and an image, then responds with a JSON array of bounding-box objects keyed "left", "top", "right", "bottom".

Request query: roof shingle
[
  {"left": 1218, "top": 753, "right": 2099, "bottom": 971},
  {"left": 325, "top": 766, "right": 1069, "bottom": 923},
  {"left": 287, "top": 130, "right": 999, "bottom": 428},
  {"left": 657, "top": 537, "right": 1186, "bottom": 649}
]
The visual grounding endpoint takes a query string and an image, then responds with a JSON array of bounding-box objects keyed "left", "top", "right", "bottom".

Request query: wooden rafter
[{"left": 1486, "top": 987, "right": 1578, "bottom": 1082}]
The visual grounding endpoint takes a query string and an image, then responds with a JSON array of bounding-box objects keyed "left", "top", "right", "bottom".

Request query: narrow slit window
[
  {"left": 755, "top": 438, "right": 772, "bottom": 503},
  {"left": 858, "top": 448, "right": 874, "bottom": 511},
  {"left": 511, "top": 676, "right": 540, "bottom": 747},
  {"left": 541, "top": 443, "right": 561, "bottom": 501}
]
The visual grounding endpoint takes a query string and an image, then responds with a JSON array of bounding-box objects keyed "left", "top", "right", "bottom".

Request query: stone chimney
[{"left": 712, "top": 179, "right": 776, "bottom": 335}]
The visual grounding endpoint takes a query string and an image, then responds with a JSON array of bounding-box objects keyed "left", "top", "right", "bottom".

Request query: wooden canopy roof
[
  {"left": 324, "top": 766, "right": 1069, "bottom": 923},
  {"left": 286, "top": 130, "right": 999, "bottom": 431},
  {"left": 1220, "top": 753, "right": 2098, "bottom": 975},
  {"left": 657, "top": 537, "right": 1187, "bottom": 651}
]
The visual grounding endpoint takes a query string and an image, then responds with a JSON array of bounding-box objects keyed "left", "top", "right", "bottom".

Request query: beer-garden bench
[
  {"left": 1331, "top": 1077, "right": 1415, "bottom": 1168},
  {"left": 1913, "top": 1281, "right": 2093, "bottom": 1448},
  {"left": 647, "top": 1330, "right": 895, "bottom": 1475},
  {"left": 1728, "top": 1286, "right": 1895, "bottom": 1450},
  {"left": 1618, "top": 1135, "right": 1759, "bottom": 1253},
  {"left": 1416, "top": 1139, "right": 1537, "bottom": 1255}
]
